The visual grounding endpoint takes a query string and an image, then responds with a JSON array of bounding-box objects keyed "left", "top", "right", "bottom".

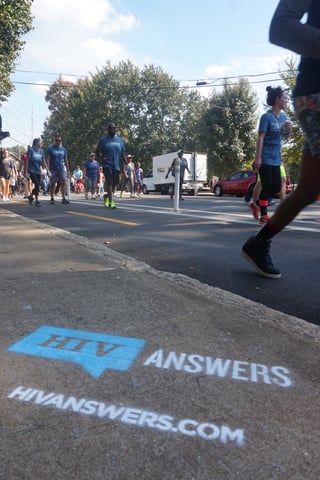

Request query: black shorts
[
  {"left": 103, "top": 166, "right": 119, "bottom": 188},
  {"left": 0, "top": 171, "right": 10, "bottom": 180}
]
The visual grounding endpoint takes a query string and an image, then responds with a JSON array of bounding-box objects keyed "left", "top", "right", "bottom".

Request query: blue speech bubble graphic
[{"left": 8, "top": 326, "right": 146, "bottom": 378}]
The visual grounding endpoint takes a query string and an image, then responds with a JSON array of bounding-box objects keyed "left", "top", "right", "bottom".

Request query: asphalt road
[{"left": 3, "top": 192, "right": 320, "bottom": 325}]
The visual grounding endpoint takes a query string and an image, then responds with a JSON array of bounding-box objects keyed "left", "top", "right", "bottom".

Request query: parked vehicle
[
  {"left": 212, "top": 170, "right": 257, "bottom": 197},
  {"left": 142, "top": 152, "right": 207, "bottom": 196},
  {"left": 212, "top": 169, "right": 292, "bottom": 198}
]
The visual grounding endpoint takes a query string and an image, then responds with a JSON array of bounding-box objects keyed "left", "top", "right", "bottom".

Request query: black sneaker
[
  {"left": 241, "top": 235, "right": 281, "bottom": 279},
  {"left": 28, "top": 195, "right": 34, "bottom": 205},
  {"left": 62, "top": 197, "right": 70, "bottom": 204},
  {"left": 35, "top": 201, "right": 42, "bottom": 207},
  {"left": 50, "top": 198, "right": 55, "bottom": 205}
]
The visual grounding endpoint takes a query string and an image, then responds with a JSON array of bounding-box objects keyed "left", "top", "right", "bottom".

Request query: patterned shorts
[
  {"left": 293, "top": 94, "right": 320, "bottom": 156},
  {"left": 50, "top": 167, "right": 67, "bottom": 184}
]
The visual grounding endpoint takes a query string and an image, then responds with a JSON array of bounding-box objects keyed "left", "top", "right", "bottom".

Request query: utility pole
[{"left": 31, "top": 101, "right": 34, "bottom": 142}]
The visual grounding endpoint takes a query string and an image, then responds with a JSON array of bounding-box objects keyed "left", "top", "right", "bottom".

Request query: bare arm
[
  {"left": 64, "top": 155, "right": 70, "bottom": 176},
  {"left": 44, "top": 154, "right": 50, "bottom": 171},
  {"left": 270, "top": 0, "right": 320, "bottom": 58},
  {"left": 121, "top": 151, "right": 128, "bottom": 166},
  {"left": 254, "top": 132, "right": 266, "bottom": 169}
]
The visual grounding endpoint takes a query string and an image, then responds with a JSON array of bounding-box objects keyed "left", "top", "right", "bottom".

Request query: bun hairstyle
[
  {"left": 266, "top": 85, "right": 284, "bottom": 107},
  {"left": 32, "top": 137, "right": 41, "bottom": 147}
]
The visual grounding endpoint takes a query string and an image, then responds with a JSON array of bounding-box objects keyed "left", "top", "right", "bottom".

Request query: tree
[
  {"left": 42, "top": 76, "right": 76, "bottom": 147},
  {"left": 43, "top": 61, "right": 207, "bottom": 171},
  {"left": 279, "top": 56, "right": 302, "bottom": 185},
  {"left": 201, "top": 79, "right": 258, "bottom": 178},
  {"left": 0, "top": 0, "right": 33, "bottom": 102}
]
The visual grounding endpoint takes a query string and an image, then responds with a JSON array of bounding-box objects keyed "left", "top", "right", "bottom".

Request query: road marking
[
  {"left": 5, "top": 197, "right": 320, "bottom": 232},
  {"left": 66, "top": 210, "right": 141, "bottom": 226}
]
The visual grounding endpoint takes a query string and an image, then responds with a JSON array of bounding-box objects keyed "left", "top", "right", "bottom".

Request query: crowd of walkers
[{"left": 0, "top": 128, "right": 144, "bottom": 206}]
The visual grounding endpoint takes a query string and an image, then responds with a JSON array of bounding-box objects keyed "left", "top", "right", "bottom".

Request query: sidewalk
[{"left": 1, "top": 207, "right": 319, "bottom": 480}]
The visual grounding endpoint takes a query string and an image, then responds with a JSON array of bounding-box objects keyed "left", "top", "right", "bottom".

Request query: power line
[
  {"left": 15, "top": 67, "right": 297, "bottom": 83},
  {"left": 12, "top": 76, "right": 295, "bottom": 90},
  {"left": 16, "top": 69, "right": 87, "bottom": 78}
]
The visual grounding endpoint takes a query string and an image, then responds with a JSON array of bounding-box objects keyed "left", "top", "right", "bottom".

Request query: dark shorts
[
  {"left": 293, "top": 94, "right": 320, "bottom": 156},
  {"left": 50, "top": 168, "right": 67, "bottom": 184},
  {"left": 0, "top": 172, "right": 10, "bottom": 180},
  {"left": 0, "top": 165, "right": 10, "bottom": 179},
  {"left": 103, "top": 166, "right": 119, "bottom": 188}
]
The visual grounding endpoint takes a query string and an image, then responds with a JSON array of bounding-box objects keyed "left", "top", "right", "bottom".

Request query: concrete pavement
[{"left": 0, "top": 207, "right": 319, "bottom": 480}]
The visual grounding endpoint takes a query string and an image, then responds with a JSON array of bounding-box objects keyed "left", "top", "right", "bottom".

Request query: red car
[
  {"left": 212, "top": 169, "right": 292, "bottom": 198},
  {"left": 212, "top": 170, "right": 257, "bottom": 197}
]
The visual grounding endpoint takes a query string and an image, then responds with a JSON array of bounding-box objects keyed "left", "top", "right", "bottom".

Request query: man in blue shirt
[
  {"left": 45, "top": 135, "right": 70, "bottom": 204},
  {"left": 96, "top": 123, "right": 127, "bottom": 208}
]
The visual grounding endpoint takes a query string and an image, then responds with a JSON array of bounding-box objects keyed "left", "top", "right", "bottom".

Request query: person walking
[
  {"left": 40, "top": 165, "right": 50, "bottom": 195},
  {"left": 83, "top": 153, "right": 100, "bottom": 199},
  {"left": 253, "top": 86, "right": 292, "bottom": 224},
  {"left": 73, "top": 165, "right": 84, "bottom": 193},
  {"left": 45, "top": 135, "right": 70, "bottom": 205},
  {"left": 119, "top": 154, "right": 135, "bottom": 198},
  {"left": 97, "top": 167, "right": 105, "bottom": 197},
  {"left": 248, "top": 162, "right": 288, "bottom": 220},
  {"left": 0, "top": 150, "right": 14, "bottom": 202},
  {"left": 241, "top": 0, "right": 320, "bottom": 279},
  {"left": 21, "top": 147, "right": 32, "bottom": 199},
  {"left": 95, "top": 122, "right": 127, "bottom": 209},
  {"left": 165, "top": 149, "right": 190, "bottom": 200},
  {"left": 9, "top": 164, "right": 17, "bottom": 198},
  {"left": 134, "top": 161, "right": 144, "bottom": 197},
  {"left": 25, "top": 137, "right": 45, "bottom": 207}
]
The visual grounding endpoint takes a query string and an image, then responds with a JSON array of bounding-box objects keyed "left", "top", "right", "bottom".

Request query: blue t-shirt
[
  {"left": 135, "top": 167, "right": 143, "bottom": 183},
  {"left": 28, "top": 148, "right": 44, "bottom": 174},
  {"left": 96, "top": 135, "right": 125, "bottom": 172},
  {"left": 84, "top": 159, "right": 100, "bottom": 178},
  {"left": 46, "top": 145, "right": 68, "bottom": 170},
  {"left": 259, "top": 111, "right": 287, "bottom": 166}
]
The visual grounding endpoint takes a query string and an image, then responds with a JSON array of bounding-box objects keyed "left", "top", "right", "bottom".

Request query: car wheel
[
  {"left": 214, "top": 185, "right": 223, "bottom": 196},
  {"left": 142, "top": 185, "right": 149, "bottom": 194}
]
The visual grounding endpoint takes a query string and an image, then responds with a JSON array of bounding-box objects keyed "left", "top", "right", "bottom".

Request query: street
[
  {"left": 2, "top": 192, "right": 320, "bottom": 325},
  {"left": 2, "top": 207, "right": 319, "bottom": 480}
]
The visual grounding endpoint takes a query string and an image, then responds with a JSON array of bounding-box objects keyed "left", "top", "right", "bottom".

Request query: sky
[{"left": 1, "top": 0, "right": 297, "bottom": 151}]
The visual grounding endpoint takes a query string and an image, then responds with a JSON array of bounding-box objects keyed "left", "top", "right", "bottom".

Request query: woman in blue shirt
[
  {"left": 25, "top": 138, "right": 45, "bottom": 207},
  {"left": 83, "top": 153, "right": 100, "bottom": 199},
  {"left": 254, "top": 86, "right": 292, "bottom": 224}
]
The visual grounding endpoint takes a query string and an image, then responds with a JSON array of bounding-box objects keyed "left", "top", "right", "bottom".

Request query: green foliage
[
  {"left": 42, "top": 61, "right": 207, "bottom": 171},
  {"left": 279, "top": 56, "right": 303, "bottom": 184},
  {"left": 42, "top": 77, "right": 76, "bottom": 147},
  {"left": 201, "top": 79, "right": 259, "bottom": 178},
  {"left": 41, "top": 62, "right": 261, "bottom": 175},
  {"left": 8, "top": 144, "right": 25, "bottom": 159},
  {"left": 0, "top": 0, "right": 33, "bottom": 102}
]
